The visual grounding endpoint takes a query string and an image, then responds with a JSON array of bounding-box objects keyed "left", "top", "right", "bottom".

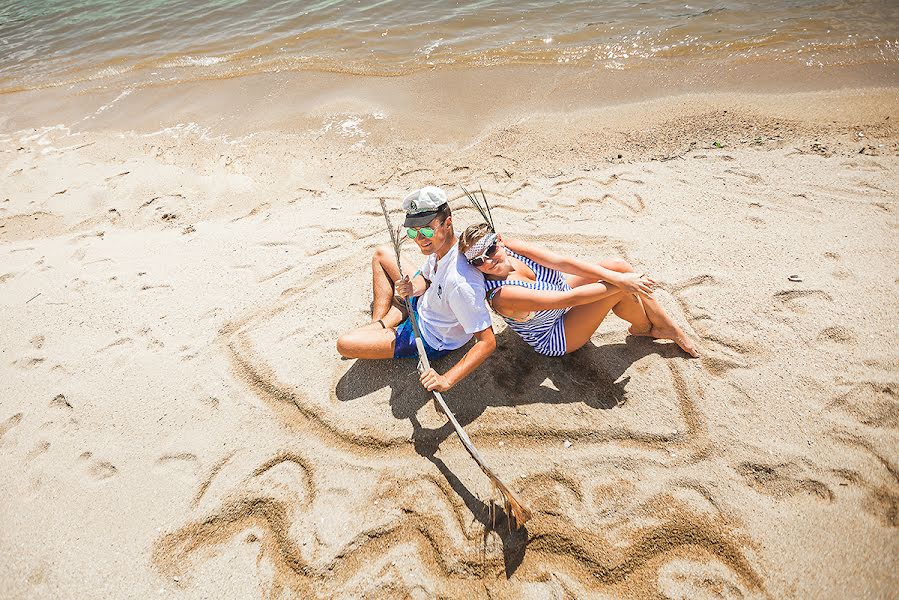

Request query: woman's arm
[
  {"left": 504, "top": 238, "right": 623, "bottom": 282},
  {"left": 492, "top": 282, "right": 620, "bottom": 313},
  {"left": 503, "top": 238, "right": 652, "bottom": 296}
]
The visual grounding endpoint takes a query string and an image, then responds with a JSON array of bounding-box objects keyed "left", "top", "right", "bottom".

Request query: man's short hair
[{"left": 434, "top": 202, "right": 451, "bottom": 224}]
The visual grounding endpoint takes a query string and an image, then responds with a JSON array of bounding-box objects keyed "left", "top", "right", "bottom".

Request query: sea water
[{"left": 1, "top": 0, "right": 897, "bottom": 94}]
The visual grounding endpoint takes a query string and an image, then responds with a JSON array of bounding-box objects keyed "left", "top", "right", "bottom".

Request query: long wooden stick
[{"left": 379, "top": 199, "right": 531, "bottom": 528}]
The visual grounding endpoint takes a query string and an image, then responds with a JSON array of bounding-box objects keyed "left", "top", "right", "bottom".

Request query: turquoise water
[{"left": 1, "top": 0, "right": 897, "bottom": 92}]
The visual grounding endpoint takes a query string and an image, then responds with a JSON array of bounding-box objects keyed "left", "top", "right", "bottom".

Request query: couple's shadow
[{"left": 335, "top": 330, "right": 681, "bottom": 577}]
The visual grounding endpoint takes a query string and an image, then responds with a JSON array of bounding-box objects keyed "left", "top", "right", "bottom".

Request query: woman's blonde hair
[{"left": 458, "top": 223, "right": 494, "bottom": 254}]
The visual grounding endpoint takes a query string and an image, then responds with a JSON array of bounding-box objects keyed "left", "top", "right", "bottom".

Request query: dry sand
[{"left": 1, "top": 83, "right": 897, "bottom": 599}]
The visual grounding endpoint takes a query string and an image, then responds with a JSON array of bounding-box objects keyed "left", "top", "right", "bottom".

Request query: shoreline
[{"left": 2, "top": 61, "right": 897, "bottom": 140}]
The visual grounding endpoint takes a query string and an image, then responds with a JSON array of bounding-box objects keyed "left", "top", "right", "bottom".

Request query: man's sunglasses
[
  {"left": 467, "top": 241, "right": 498, "bottom": 267},
  {"left": 406, "top": 226, "right": 435, "bottom": 240}
]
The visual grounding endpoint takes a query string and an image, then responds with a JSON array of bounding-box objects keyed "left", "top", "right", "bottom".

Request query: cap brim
[{"left": 403, "top": 210, "right": 439, "bottom": 227}]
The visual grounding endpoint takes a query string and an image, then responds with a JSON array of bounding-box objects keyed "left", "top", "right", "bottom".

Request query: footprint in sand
[
  {"left": 773, "top": 289, "right": 833, "bottom": 314},
  {"left": 12, "top": 357, "right": 45, "bottom": 369},
  {"left": 178, "top": 344, "right": 200, "bottom": 362},
  {"left": 155, "top": 453, "right": 199, "bottom": 478},
  {"left": 139, "top": 283, "right": 172, "bottom": 292},
  {"left": 723, "top": 168, "right": 764, "bottom": 184},
  {"left": 26, "top": 440, "right": 51, "bottom": 461},
  {"left": 699, "top": 330, "right": 767, "bottom": 376},
  {"left": 200, "top": 396, "right": 221, "bottom": 409},
  {"left": 817, "top": 325, "right": 856, "bottom": 345},
  {"left": 79, "top": 451, "right": 118, "bottom": 480},
  {"left": 736, "top": 462, "right": 834, "bottom": 502},
  {"left": 96, "top": 337, "right": 133, "bottom": 353},
  {"left": 822, "top": 250, "right": 855, "bottom": 280},
  {"left": 199, "top": 307, "right": 222, "bottom": 321},
  {"left": 0, "top": 413, "right": 24, "bottom": 442},
  {"left": 50, "top": 394, "right": 73, "bottom": 410},
  {"left": 744, "top": 214, "right": 766, "bottom": 228},
  {"left": 828, "top": 432, "right": 899, "bottom": 527},
  {"left": 827, "top": 382, "right": 898, "bottom": 429},
  {"left": 91, "top": 462, "right": 118, "bottom": 480},
  {"left": 657, "top": 559, "right": 744, "bottom": 599},
  {"left": 68, "top": 277, "right": 88, "bottom": 291},
  {"left": 139, "top": 193, "right": 188, "bottom": 228}
]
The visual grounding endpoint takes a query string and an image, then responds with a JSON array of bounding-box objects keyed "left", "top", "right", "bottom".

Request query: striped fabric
[{"left": 484, "top": 250, "right": 571, "bottom": 356}]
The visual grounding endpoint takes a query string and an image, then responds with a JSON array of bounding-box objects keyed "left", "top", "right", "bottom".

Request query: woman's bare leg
[
  {"left": 566, "top": 258, "right": 648, "bottom": 327},
  {"left": 630, "top": 295, "right": 700, "bottom": 357},
  {"left": 567, "top": 258, "right": 699, "bottom": 357},
  {"left": 563, "top": 290, "right": 628, "bottom": 353}
]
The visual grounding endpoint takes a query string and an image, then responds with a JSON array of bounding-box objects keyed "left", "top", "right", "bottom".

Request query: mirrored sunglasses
[
  {"left": 406, "top": 226, "right": 436, "bottom": 239},
  {"left": 467, "top": 241, "right": 498, "bottom": 267}
]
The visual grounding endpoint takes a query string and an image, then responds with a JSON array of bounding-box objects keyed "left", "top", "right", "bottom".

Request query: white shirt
[{"left": 417, "top": 244, "right": 492, "bottom": 351}]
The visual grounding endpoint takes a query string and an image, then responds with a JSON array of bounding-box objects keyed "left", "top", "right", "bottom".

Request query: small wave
[
  {"left": 317, "top": 112, "right": 389, "bottom": 148},
  {"left": 320, "top": 116, "right": 367, "bottom": 138},
  {"left": 88, "top": 65, "right": 133, "bottom": 80},
  {"left": 87, "top": 89, "right": 133, "bottom": 119},
  {"left": 130, "top": 122, "right": 254, "bottom": 145},
  {"left": 161, "top": 55, "right": 229, "bottom": 68},
  {"left": 417, "top": 38, "right": 444, "bottom": 56}
]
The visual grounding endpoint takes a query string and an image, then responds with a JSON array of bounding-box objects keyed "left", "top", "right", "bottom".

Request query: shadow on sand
[{"left": 335, "top": 329, "right": 683, "bottom": 577}]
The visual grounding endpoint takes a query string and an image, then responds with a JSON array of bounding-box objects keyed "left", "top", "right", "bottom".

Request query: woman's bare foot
[{"left": 629, "top": 324, "right": 700, "bottom": 357}]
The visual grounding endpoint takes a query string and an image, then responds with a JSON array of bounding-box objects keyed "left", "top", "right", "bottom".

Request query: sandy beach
[{"left": 1, "top": 57, "right": 898, "bottom": 599}]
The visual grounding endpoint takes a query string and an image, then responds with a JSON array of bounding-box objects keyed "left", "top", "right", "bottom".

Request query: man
[{"left": 336, "top": 186, "right": 496, "bottom": 392}]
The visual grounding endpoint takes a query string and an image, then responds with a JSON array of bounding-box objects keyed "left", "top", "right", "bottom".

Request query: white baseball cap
[{"left": 402, "top": 186, "right": 448, "bottom": 227}]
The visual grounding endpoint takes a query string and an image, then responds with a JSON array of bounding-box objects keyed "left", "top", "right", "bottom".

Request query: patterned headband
[{"left": 463, "top": 232, "right": 498, "bottom": 261}]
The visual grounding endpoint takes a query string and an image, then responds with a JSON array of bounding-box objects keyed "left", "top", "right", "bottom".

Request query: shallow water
[{"left": 1, "top": 0, "right": 897, "bottom": 94}]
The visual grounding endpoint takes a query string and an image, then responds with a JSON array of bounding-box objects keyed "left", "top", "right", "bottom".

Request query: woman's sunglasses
[
  {"left": 406, "top": 226, "right": 435, "bottom": 239},
  {"left": 467, "top": 241, "right": 498, "bottom": 267}
]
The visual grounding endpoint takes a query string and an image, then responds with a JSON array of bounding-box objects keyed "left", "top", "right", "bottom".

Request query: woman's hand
[
  {"left": 419, "top": 368, "right": 452, "bottom": 392},
  {"left": 612, "top": 272, "right": 655, "bottom": 297},
  {"left": 395, "top": 275, "right": 413, "bottom": 298}
]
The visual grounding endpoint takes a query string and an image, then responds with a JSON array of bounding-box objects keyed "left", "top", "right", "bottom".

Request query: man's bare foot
[{"left": 629, "top": 324, "right": 700, "bottom": 358}]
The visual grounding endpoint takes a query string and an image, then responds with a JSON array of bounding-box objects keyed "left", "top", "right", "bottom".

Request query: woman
[{"left": 458, "top": 222, "right": 699, "bottom": 357}]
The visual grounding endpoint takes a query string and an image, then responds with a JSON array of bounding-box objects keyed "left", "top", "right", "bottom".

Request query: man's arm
[
  {"left": 419, "top": 326, "right": 496, "bottom": 392},
  {"left": 396, "top": 273, "right": 429, "bottom": 298}
]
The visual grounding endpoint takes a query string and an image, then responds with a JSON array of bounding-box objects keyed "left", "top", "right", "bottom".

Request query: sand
[{"left": 1, "top": 81, "right": 897, "bottom": 599}]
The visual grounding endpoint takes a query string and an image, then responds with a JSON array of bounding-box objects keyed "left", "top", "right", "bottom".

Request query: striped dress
[{"left": 484, "top": 250, "right": 571, "bottom": 356}]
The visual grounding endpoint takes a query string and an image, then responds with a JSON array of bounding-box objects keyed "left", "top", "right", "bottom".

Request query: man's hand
[
  {"left": 395, "top": 275, "right": 414, "bottom": 299},
  {"left": 612, "top": 272, "right": 655, "bottom": 297},
  {"left": 419, "top": 367, "right": 452, "bottom": 392}
]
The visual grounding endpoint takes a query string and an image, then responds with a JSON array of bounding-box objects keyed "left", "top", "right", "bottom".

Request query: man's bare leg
[
  {"left": 336, "top": 244, "right": 417, "bottom": 358},
  {"left": 371, "top": 244, "right": 408, "bottom": 321},
  {"left": 337, "top": 326, "right": 399, "bottom": 359}
]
